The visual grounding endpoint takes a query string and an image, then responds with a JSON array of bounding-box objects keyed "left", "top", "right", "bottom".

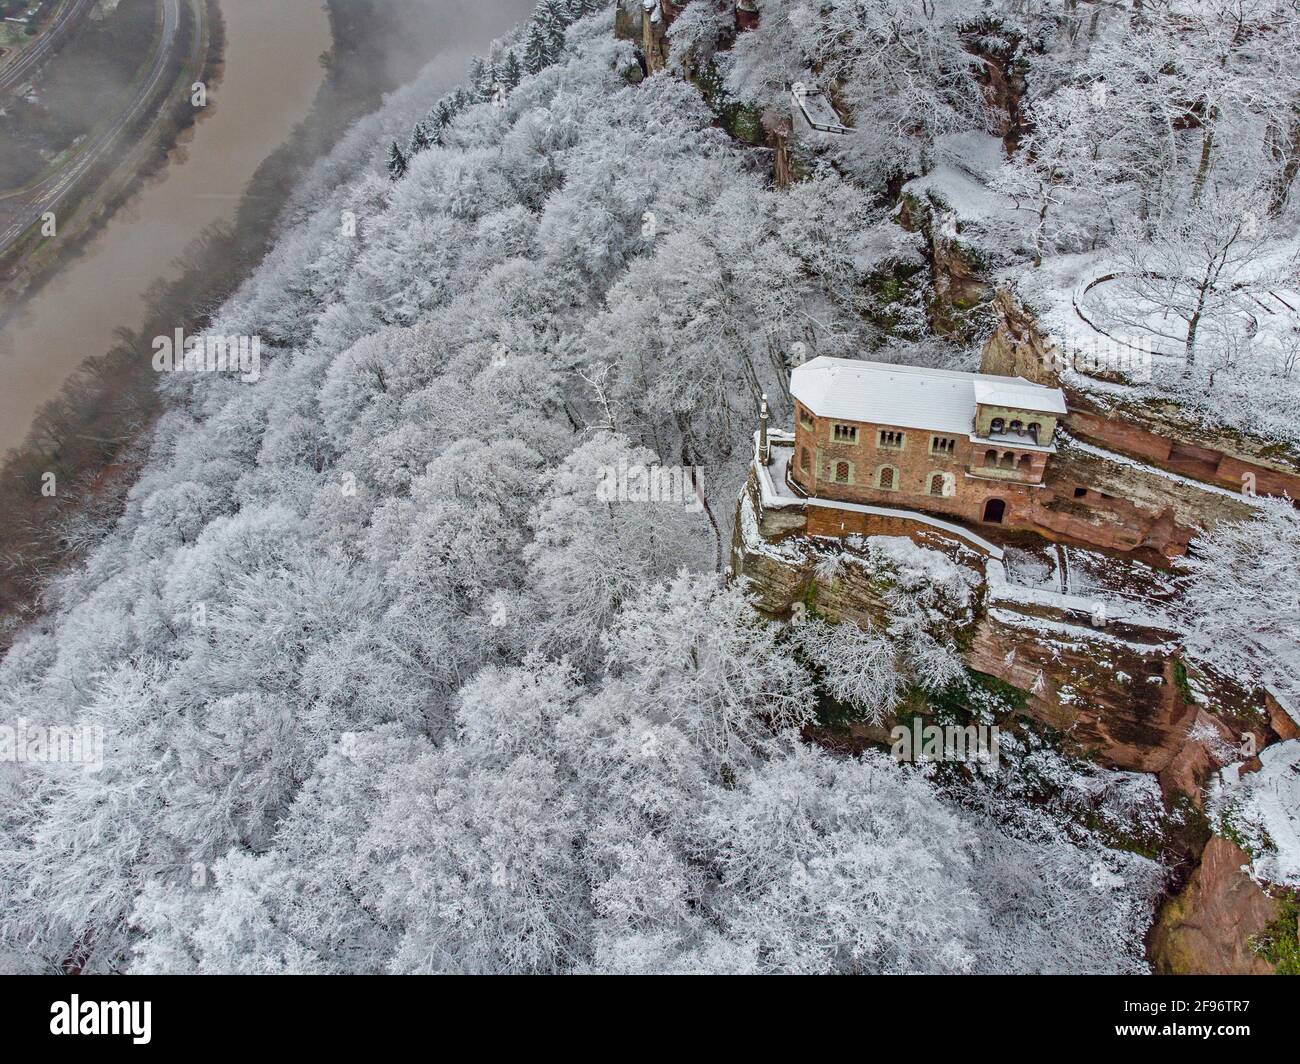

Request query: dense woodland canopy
[{"left": 3, "top": 0, "right": 1298, "bottom": 973}]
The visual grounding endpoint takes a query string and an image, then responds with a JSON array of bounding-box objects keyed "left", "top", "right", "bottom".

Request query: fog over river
[{"left": 0, "top": 0, "right": 535, "bottom": 452}]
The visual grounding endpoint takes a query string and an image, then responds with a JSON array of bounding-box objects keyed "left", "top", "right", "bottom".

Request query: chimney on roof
[{"left": 758, "top": 394, "right": 771, "bottom": 466}]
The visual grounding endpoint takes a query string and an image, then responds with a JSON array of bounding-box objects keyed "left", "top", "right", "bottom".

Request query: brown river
[{"left": 0, "top": 0, "right": 536, "bottom": 452}]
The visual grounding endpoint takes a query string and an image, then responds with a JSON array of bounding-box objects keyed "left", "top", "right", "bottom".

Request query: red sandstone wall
[
  {"left": 803, "top": 506, "right": 998, "bottom": 558},
  {"left": 791, "top": 402, "right": 1043, "bottom": 527},
  {"left": 1070, "top": 410, "right": 1300, "bottom": 498},
  {"left": 1024, "top": 493, "right": 1188, "bottom": 555}
]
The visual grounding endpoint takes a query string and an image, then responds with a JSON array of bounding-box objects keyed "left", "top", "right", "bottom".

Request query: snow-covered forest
[{"left": 2, "top": 0, "right": 1298, "bottom": 974}]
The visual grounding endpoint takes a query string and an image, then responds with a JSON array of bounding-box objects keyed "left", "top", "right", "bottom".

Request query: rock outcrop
[
  {"left": 733, "top": 466, "right": 1296, "bottom": 972},
  {"left": 897, "top": 194, "right": 995, "bottom": 341},
  {"left": 732, "top": 470, "right": 1271, "bottom": 786},
  {"left": 1027, "top": 444, "right": 1252, "bottom": 558},
  {"left": 1150, "top": 836, "right": 1281, "bottom": 975},
  {"left": 1067, "top": 396, "right": 1300, "bottom": 499},
  {"left": 966, "top": 612, "right": 1181, "bottom": 774},
  {"left": 980, "top": 289, "right": 1062, "bottom": 385}
]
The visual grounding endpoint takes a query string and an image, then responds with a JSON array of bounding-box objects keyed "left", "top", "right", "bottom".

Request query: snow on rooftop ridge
[
  {"left": 798, "top": 356, "right": 1032, "bottom": 385},
  {"left": 790, "top": 356, "right": 1067, "bottom": 434},
  {"left": 972, "top": 380, "right": 1068, "bottom": 415}
]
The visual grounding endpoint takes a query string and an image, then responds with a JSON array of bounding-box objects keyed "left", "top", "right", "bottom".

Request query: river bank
[
  {"left": 0, "top": 0, "right": 333, "bottom": 636},
  {"left": 0, "top": 0, "right": 326, "bottom": 453},
  {"left": 0, "top": 0, "right": 540, "bottom": 639},
  {"left": 0, "top": 0, "right": 216, "bottom": 327}
]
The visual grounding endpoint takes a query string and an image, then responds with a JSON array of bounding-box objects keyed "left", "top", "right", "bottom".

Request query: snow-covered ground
[
  {"left": 986, "top": 557, "right": 1180, "bottom": 634},
  {"left": 1214, "top": 740, "right": 1300, "bottom": 888}
]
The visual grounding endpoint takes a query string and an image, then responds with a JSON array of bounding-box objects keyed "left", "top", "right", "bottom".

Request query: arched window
[
  {"left": 928, "top": 472, "right": 948, "bottom": 496},
  {"left": 1010, "top": 419, "right": 1024, "bottom": 434},
  {"left": 1028, "top": 422, "right": 1041, "bottom": 443},
  {"left": 877, "top": 465, "right": 897, "bottom": 490},
  {"left": 984, "top": 450, "right": 998, "bottom": 468},
  {"left": 835, "top": 460, "right": 852, "bottom": 484},
  {"left": 1018, "top": 454, "right": 1033, "bottom": 472},
  {"left": 990, "top": 417, "right": 1004, "bottom": 435},
  {"left": 800, "top": 447, "right": 811, "bottom": 472},
  {"left": 1000, "top": 452, "right": 1015, "bottom": 469}
]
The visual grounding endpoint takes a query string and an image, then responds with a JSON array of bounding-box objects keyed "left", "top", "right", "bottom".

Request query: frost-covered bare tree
[
  {"left": 1180, "top": 495, "right": 1300, "bottom": 711},
  {"left": 793, "top": 617, "right": 903, "bottom": 725},
  {"left": 525, "top": 432, "right": 712, "bottom": 664},
  {"left": 724, "top": 0, "right": 989, "bottom": 183},
  {"left": 1112, "top": 179, "right": 1276, "bottom": 366},
  {"left": 602, "top": 573, "right": 816, "bottom": 772},
  {"left": 994, "top": 85, "right": 1135, "bottom": 263},
  {"left": 701, "top": 744, "right": 981, "bottom": 974}
]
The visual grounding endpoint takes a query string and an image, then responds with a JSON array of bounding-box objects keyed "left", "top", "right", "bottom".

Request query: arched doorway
[{"left": 982, "top": 498, "right": 1006, "bottom": 523}]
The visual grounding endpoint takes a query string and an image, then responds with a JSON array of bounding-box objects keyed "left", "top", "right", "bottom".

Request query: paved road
[
  {"left": 0, "top": 0, "right": 185, "bottom": 257},
  {"left": 0, "top": 0, "right": 97, "bottom": 95}
]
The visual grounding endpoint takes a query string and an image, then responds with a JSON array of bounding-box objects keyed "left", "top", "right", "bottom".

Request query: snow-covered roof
[
  {"left": 791, "top": 357, "right": 1067, "bottom": 434},
  {"left": 972, "top": 380, "right": 1068, "bottom": 415}
]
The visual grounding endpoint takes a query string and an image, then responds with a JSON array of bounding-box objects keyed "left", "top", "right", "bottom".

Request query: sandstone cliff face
[
  {"left": 613, "top": 4, "right": 641, "bottom": 42},
  {"left": 763, "top": 109, "right": 795, "bottom": 190},
  {"left": 637, "top": 7, "right": 669, "bottom": 74},
  {"left": 1266, "top": 692, "right": 1300, "bottom": 742},
  {"left": 1029, "top": 445, "right": 1253, "bottom": 558},
  {"left": 966, "top": 614, "right": 1273, "bottom": 803},
  {"left": 733, "top": 471, "right": 1294, "bottom": 973},
  {"left": 966, "top": 613, "right": 1181, "bottom": 774},
  {"left": 1068, "top": 400, "right": 1300, "bottom": 498},
  {"left": 897, "top": 194, "right": 995, "bottom": 342},
  {"left": 981, "top": 289, "right": 1062, "bottom": 385},
  {"left": 927, "top": 235, "right": 994, "bottom": 340},
  {"left": 1150, "top": 836, "right": 1281, "bottom": 975},
  {"left": 733, "top": 472, "right": 1266, "bottom": 786}
]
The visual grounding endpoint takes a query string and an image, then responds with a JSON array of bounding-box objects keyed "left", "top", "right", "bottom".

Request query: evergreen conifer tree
[
  {"left": 522, "top": 21, "right": 551, "bottom": 76},
  {"left": 387, "top": 141, "right": 408, "bottom": 181}
]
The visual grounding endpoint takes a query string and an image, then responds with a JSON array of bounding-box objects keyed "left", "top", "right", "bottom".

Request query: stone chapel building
[{"left": 788, "top": 356, "right": 1069, "bottom": 527}]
